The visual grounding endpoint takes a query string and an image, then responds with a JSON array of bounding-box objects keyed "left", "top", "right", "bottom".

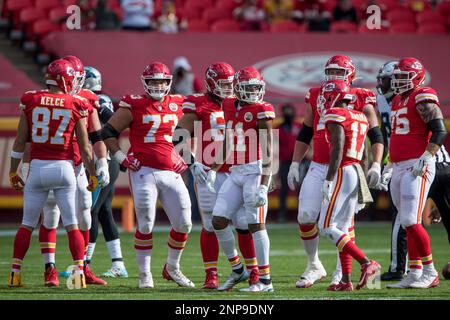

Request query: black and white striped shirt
[{"left": 435, "top": 145, "right": 450, "bottom": 164}]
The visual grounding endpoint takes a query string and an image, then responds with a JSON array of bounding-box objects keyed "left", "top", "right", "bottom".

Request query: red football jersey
[
  {"left": 20, "top": 90, "right": 88, "bottom": 161},
  {"left": 72, "top": 89, "right": 97, "bottom": 166},
  {"left": 222, "top": 98, "right": 275, "bottom": 166},
  {"left": 323, "top": 107, "right": 369, "bottom": 167},
  {"left": 118, "top": 94, "right": 185, "bottom": 171},
  {"left": 306, "top": 86, "right": 375, "bottom": 164},
  {"left": 389, "top": 87, "right": 439, "bottom": 162},
  {"left": 182, "top": 93, "right": 230, "bottom": 173}
]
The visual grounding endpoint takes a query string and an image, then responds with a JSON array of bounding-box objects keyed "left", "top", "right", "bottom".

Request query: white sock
[
  {"left": 423, "top": 263, "right": 436, "bottom": 273},
  {"left": 214, "top": 226, "right": 238, "bottom": 260},
  {"left": 136, "top": 250, "right": 151, "bottom": 274},
  {"left": 106, "top": 239, "right": 123, "bottom": 261},
  {"left": 335, "top": 250, "right": 342, "bottom": 273},
  {"left": 252, "top": 229, "right": 271, "bottom": 280},
  {"left": 167, "top": 248, "right": 183, "bottom": 270},
  {"left": 43, "top": 253, "right": 55, "bottom": 265},
  {"left": 86, "top": 242, "right": 96, "bottom": 263},
  {"left": 302, "top": 237, "right": 320, "bottom": 265}
]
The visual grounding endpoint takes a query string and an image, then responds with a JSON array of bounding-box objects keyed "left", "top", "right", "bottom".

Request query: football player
[
  {"left": 319, "top": 79, "right": 381, "bottom": 291},
  {"left": 206, "top": 67, "right": 275, "bottom": 292},
  {"left": 386, "top": 57, "right": 446, "bottom": 289},
  {"left": 287, "top": 55, "right": 384, "bottom": 288},
  {"left": 8, "top": 59, "right": 97, "bottom": 289},
  {"left": 101, "top": 62, "right": 194, "bottom": 289},
  {"left": 81, "top": 66, "right": 129, "bottom": 278},
  {"left": 37, "top": 56, "right": 109, "bottom": 286},
  {"left": 177, "top": 62, "right": 259, "bottom": 289}
]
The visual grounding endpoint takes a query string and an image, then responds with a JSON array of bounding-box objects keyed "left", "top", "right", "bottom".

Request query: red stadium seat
[
  {"left": 20, "top": 8, "right": 46, "bottom": 25},
  {"left": 202, "top": 7, "right": 231, "bottom": 24},
  {"left": 185, "top": 0, "right": 213, "bottom": 10},
  {"left": 358, "top": 22, "right": 388, "bottom": 33},
  {"left": 417, "top": 11, "right": 445, "bottom": 26},
  {"left": 330, "top": 21, "right": 358, "bottom": 33},
  {"left": 389, "top": 22, "right": 417, "bottom": 34},
  {"left": 63, "top": 0, "right": 78, "bottom": 6},
  {"left": 216, "top": 0, "right": 239, "bottom": 12},
  {"left": 418, "top": 23, "right": 448, "bottom": 35},
  {"left": 180, "top": 6, "right": 202, "bottom": 20},
  {"left": 437, "top": 1, "right": 450, "bottom": 18},
  {"left": 32, "top": 19, "right": 60, "bottom": 37},
  {"left": 35, "top": 0, "right": 61, "bottom": 11},
  {"left": 211, "top": 19, "right": 241, "bottom": 32},
  {"left": 49, "top": 7, "right": 69, "bottom": 23},
  {"left": 387, "top": 9, "right": 415, "bottom": 25},
  {"left": 5, "top": 0, "right": 32, "bottom": 12},
  {"left": 270, "top": 20, "right": 303, "bottom": 32},
  {"left": 187, "top": 19, "right": 210, "bottom": 31}
]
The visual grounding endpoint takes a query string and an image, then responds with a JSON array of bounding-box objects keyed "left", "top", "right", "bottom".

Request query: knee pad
[
  {"left": 78, "top": 209, "right": 92, "bottom": 231},
  {"left": 42, "top": 204, "right": 60, "bottom": 229},
  {"left": 138, "top": 222, "right": 154, "bottom": 234},
  {"left": 202, "top": 214, "right": 214, "bottom": 233},
  {"left": 297, "top": 210, "right": 317, "bottom": 225},
  {"left": 399, "top": 215, "right": 416, "bottom": 229},
  {"left": 176, "top": 221, "right": 192, "bottom": 234},
  {"left": 232, "top": 215, "right": 249, "bottom": 231}
]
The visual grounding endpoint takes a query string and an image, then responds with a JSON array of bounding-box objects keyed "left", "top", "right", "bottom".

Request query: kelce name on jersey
[{"left": 40, "top": 96, "right": 65, "bottom": 107}]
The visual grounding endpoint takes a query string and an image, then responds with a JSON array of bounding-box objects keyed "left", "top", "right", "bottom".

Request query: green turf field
[{"left": 0, "top": 222, "right": 448, "bottom": 300}]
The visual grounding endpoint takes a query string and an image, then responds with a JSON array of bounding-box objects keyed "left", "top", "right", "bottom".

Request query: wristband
[
  {"left": 113, "top": 150, "right": 126, "bottom": 164},
  {"left": 10, "top": 151, "right": 24, "bottom": 159}
]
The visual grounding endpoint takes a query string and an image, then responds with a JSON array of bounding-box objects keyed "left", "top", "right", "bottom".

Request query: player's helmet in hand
[
  {"left": 84, "top": 66, "right": 102, "bottom": 92},
  {"left": 63, "top": 55, "right": 85, "bottom": 95},
  {"left": 205, "top": 62, "right": 235, "bottom": 99},
  {"left": 45, "top": 59, "right": 77, "bottom": 94},
  {"left": 391, "top": 57, "right": 426, "bottom": 95},
  {"left": 234, "top": 67, "right": 265, "bottom": 104},
  {"left": 141, "top": 62, "right": 172, "bottom": 100},
  {"left": 376, "top": 60, "right": 397, "bottom": 99},
  {"left": 317, "top": 79, "right": 353, "bottom": 115},
  {"left": 324, "top": 55, "right": 356, "bottom": 84}
]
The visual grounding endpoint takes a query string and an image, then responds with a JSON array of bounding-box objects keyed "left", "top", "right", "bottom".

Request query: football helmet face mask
[
  {"left": 141, "top": 62, "right": 172, "bottom": 100},
  {"left": 376, "top": 60, "right": 398, "bottom": 99},
  {"left": 63, "top": 55, "right": 85, "bottom": 95},
  {"left": 317, "top": 79, "right": 353, "bottom": 116},
  {"left": 205, "top": 62, "right": 235, "bottom": 99},
  {"left": 324, "top": 55, "right": 356, "bottom": 84},
  {"left": 391, "top": 57, "right": 426, "bottom": 95},
  {"left": 45, "top": 59, "right": 76, "bottom": 94},
  {"left": 84, "top": 66, "right": 102, "bottom": 92},
  {"left": 233, "top": 67, "right": 265, "bottom": 104}
]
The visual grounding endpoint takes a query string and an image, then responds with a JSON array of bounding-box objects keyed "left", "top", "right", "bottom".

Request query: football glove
[
  {"left": 205, "top": 170, "right": 217, "bottom": 193},
  {"left": 190, "top": 162, "right": 210, "bottom": 184},
  {"left": 287, "top": 161, "right": 300, "bottom": 191},
  {"left": 9, "top": 172, "right": 25, "bottom": 191},
  {"left": 113, "top": 151, "right": 141, "bottom": 172},
  {"left": 253, "top": 185, "right": 268, "bottom": 207},
  {"left": 367, "top": 162, "right": 381, "bottom": 188},
  {"left": 373, "top": 163, "right": 393, "bottom": 191},
  {"left": 95, "top": 158, "right": 110, "bottom": 188},
  {"left": 87, "top": 175, "right": 99, "bottom": 192},
  {"left": 412, "top": 151, "right": 433, "bottom": 178},
  {"left": 322, "top": 180, "right": 333, "bottom": 202}
]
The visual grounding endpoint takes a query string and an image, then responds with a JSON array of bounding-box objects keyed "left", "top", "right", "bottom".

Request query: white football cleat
[
  {"left": 387, "top": 272, "right": 421, "bottom": 289},
  {"left": 217, "top": 269, "right": 249, "bottom": 291},
  {"left": 295, "top": 262, "right": 327, "bottom": 288},
  {"left": 329, "top": 269, "right": 343, "bottom": 286},
  {"left": 240, "top": 281, "right": 274, "bottom": 292},
  {"left": 138, "top": 272, "right": 154, "bottom": 289},
  {"left": 162, "top": 264, "right": 195, "bottom": 288},
  {"left": 409, "top": 270, "right": 440, "bottom": 289}
]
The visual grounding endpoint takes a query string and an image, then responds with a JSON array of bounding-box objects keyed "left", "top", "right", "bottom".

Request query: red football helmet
[
  {"left": 45, "top": 59, "right": 76, "bottom": 94},
  {"left": 205, "top": 62, "right": 235, "bottom": 99},
  {"left": 141, "top": 62, "right": 172, "bottom": 100},
  {"left": 324, "top": 55, "right": 356, "bottom": 84},
  {"left": 317, "top": 79, "right": 353, "bottom": 115},
  {"left": 63, "top": 55, "right": 85, "bottom": 94},
  {"left": 233, "top": 66, "right": 265, "bottom": 103},
  {"left": 391, "top": 57, "right": 426, "bottom": 94}
]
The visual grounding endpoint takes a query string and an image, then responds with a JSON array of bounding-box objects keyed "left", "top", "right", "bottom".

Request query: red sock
[
  {"left": 237, "top": 231, "right": 258, "bottom": 271},
  {"left": 168, "top": 229, "right": 188, "bottom": 250},
  {"left": 134, "top": 230, "right": 153, "bottom": 250},
  {"left": 39, "top": 225, "right": 57, "bottom": 264},
  {"left": 200, "top": 228, "right": 219, "bottom": 273},
  {"left": 67, "top": 229, "right": 85, "bottom": 270},
  {"left": 299, "top": 223, "right": 319, "bottom": 240},
  {"left": 336, "top": 234, "right": 366, "bottom": 264},
  {"left": 406, "top": 225, "right": 426, "bottom": 270},
  {"left": 11, "top": 227, "right": 32, "bottom": 272},
  {"left": 82, "top": 230, "right": 90, "bottom": 256},
  {"left": 339, "top": 251, "right": 353, "bottom": 275}
]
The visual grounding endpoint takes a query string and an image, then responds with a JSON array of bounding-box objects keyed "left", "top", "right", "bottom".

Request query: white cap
[{"left": 173, "top": 56, "right": 191, "bottom": 71}]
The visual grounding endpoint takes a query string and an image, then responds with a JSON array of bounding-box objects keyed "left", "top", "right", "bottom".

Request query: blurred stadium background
[{"left": 1, "top": 0, "right": 450, "bottom": 230}]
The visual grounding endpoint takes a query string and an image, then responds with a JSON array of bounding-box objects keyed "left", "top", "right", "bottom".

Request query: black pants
[
  {"left": 428, "top": 163, "right": 450, "bottom": 244},
  {"left": 388, "top": 163, "right": 450, "bottom": 272},
  {"left": 90, "top": 159, "right": 120, "bottom": 243}
]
